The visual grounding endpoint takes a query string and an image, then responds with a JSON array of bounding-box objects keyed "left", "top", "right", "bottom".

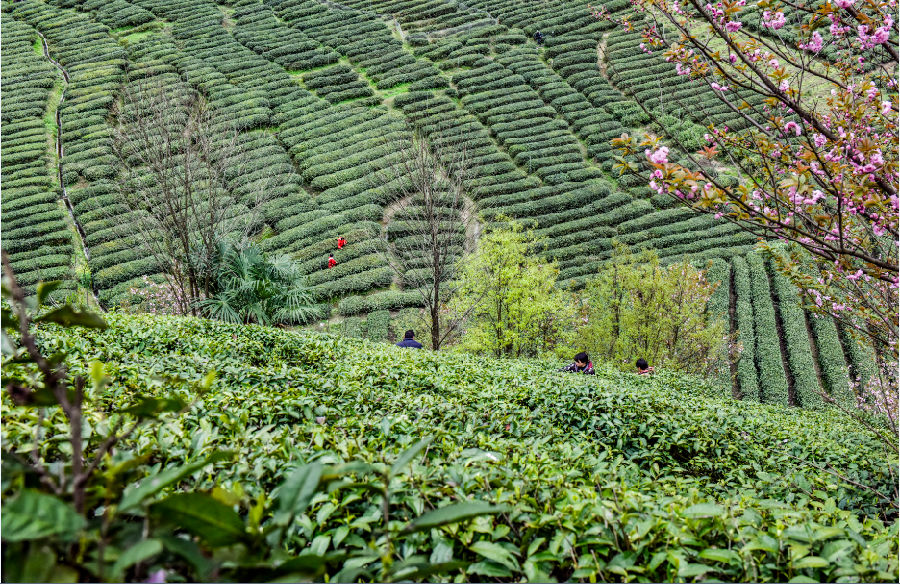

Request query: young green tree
[
  {"left": 452, "top": 221, "right": 573, "bottom": 358},
  {"left": 580, "top": 243, "right": 729, "bottom": 376}
]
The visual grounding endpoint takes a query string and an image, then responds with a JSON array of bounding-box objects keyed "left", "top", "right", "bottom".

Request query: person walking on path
[
  {"left": 396, "top": 330, "right": 423, "bottom": 349},
  {"left": 327, "top": 254, "right": 337, "bottom": 269},
  {"left": 560, "top": 352, "right": 595, "bottom": 374}
]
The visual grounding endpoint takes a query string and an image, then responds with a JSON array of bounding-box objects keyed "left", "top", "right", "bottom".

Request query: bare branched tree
[
  {"left": 111, "top": 77, "right": 268, "bottom": 315},
  {"left": 373, "top": 131, "right": 480, "bottom": 350}
]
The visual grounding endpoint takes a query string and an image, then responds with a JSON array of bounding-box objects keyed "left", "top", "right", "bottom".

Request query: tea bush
[{"left": 2, "top": 313, "right": 897, "bottom": 581}]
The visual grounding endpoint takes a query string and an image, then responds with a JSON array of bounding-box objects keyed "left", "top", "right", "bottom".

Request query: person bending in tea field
[
  {"left": 396, "top": 330, "right": 423, "bottom": 349},
  {"left": 327, "top": 254, "right": 337, "bottom": 269},
  {"left": 337, "top": 237, "right": 346, "bottom": 250},
  {"left": 635, "top": 358, "right": 654, "bottom": 375},
  {"left": 560, "top": 352, "right": 594, "bottom": 374}
]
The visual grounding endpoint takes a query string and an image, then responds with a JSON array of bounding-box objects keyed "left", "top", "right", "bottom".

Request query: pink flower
[
  {"left": 882, "top": 101, "right": 893, "bottom": 115},
  {"left": 762, "top": 11, "right": 786, "bottom": 30},
  {"left": 646, "top": 146, "right": 670, "bottom": 164},
  {"left": 835, "top": 0, "right": 854, "bottom": 7},
  {"left": 784, "top": 121, "right": 801, "bottom": 136},
  {"left": 724, "top": 20, "right": 742, "bottom": 32},
  {"left": 800, "top": 32, "right": 823, "bottom": 53},
  {"left": 711, "top": 82, "right": 730, "bottom": 91}
]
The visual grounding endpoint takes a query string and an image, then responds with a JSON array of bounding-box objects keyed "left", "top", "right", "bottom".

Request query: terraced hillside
[{"left": 0, "top": 0, "right": 878, "bottom": 405}]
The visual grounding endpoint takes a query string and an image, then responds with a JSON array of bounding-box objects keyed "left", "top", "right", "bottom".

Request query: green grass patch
[{"left": 379, "top": 82, "right": 412, "bottom": 100}]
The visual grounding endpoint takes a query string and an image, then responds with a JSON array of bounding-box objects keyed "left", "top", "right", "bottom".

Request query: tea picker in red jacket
[
  {"left": 337, "top": 237, "right": 346, "bottom": 250},
  {"left": 327, "top": 254, "right": 337, "bottom": 269}
]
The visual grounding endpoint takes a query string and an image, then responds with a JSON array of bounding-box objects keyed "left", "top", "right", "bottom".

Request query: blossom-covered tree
[{"left": 593, "top": 0, "right": 898, "bottom": 371}]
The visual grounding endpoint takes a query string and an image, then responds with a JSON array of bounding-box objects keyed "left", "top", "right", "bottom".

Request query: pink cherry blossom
[
  {"left": 784, "top": 121, "right": 801, "bottom": 136},
  {"left": 645, "top": 146, "right": 670, "bottom": 164},
  {"left": 762, "top": 11, "right": 786, "bottom": 30}
]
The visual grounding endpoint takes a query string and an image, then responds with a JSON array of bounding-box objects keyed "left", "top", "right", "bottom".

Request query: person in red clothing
[
  {"left": 337, "top": 237, "right": 346, "bottom": 250},
  {"left": 327, "top": 254, "right": 337, "bottom": 269}
]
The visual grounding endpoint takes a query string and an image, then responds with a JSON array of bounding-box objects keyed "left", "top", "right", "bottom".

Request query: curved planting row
[
  {"left": 0, "top": 15, "right": 75, "bottom": 293},
  {"left": 267, "top": 0, "right": 447, "bottom": 93},
  {"left": 54, "top": 0, "right": 156, "bottom": 29}
]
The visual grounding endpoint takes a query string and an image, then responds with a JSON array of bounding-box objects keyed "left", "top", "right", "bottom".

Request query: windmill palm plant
[{"left": 198, "top": 242, "right": 318, "bottom": 326}]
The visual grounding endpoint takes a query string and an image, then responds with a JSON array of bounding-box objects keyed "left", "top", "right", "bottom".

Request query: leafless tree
[
  {"left": 373, "top": 131, "right": 480, "bottom": 350},
  {"left": 111, "top": 77, "right": 268, "bottom": 315}
]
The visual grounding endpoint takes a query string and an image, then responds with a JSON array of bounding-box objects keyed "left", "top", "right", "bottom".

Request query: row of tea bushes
[{"left": 0, "top": 15, "right": 75, "bottom": 294}]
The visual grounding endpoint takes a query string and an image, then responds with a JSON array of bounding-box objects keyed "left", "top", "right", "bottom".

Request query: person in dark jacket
[
  {"left": 636, "top": 358, "right": 654, "bottom": 375},
  {"left": 396, "top": 330, "right": 423, "bottom": 349},
  {"left": 560, "top": 351, "right": 594, "bottom": 374}
]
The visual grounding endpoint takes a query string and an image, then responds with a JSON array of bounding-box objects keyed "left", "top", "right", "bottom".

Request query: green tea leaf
[
  {"left": 122, "top": 396, "right": 187, "bottom": 417},
  {"left": 391, "top": 560, "right": 467, "bottom": 580},
  {"left": 36, "top": 281, "right": 62, "bottom": 308},
  {"left": 35, "top": 306, "right": 107, "bottom": 329},
  {"left": 793, "top": 556, "right": 829, "bottom": 569},
  {"left": 678, "top": 562, "right": 712, "bottom": 578},
  {"left": 1, "top": 490, "right": 85, "bottom": 542},
  {"left": 699, "top": 548, "right": 740, "bottom": 563},
  {"left": 470, "top": 540, "right": 517, "bottom": 569},
  {"left": 390, "top": 437, "right": 431, "bottom": 477},
  {"left": 111, "top": 538, "right": 163, "bottom": 579},
  {"left": 405, "top": 501, "right": 507, "bottom": 532},
  {"left": 274, "top": 461, "right": 323, "bottom": 526},
  {"left": 119, "top": 452, "right": 231, "bottom": 511},
  {"left": 276, "top": 553, "right": 330, "bottom": 576},
  {"left": 683, "top": 503, "right": 725, "bottom": 517},
  {"left": 151, "top": 493, "right": 245, "bottom": 546}
]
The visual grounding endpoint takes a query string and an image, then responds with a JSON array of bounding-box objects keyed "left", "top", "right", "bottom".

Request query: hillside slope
[
  {"left": 5, "top": 313, "right": 897, "bottom": 581},
  {"left": 0, "top": 0, "right": 879, "bottom": 406}
]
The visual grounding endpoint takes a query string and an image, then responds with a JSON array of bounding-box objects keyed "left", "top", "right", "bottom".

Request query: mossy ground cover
[{"left": 4, "top": 313, "right": 896, "bottom": 582}]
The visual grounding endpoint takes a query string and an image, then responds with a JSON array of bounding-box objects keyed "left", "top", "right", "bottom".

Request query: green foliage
[
  {"left": 766, "top": 260, "right": 825, "bottom": 409},
  {"left": 2, "top": 308, "right": 897, "bottom": 582},
  {"left": 341, "top": 315, "right": 366, "bottom": 338},
  {"left": 732, "top": 257, "right": 761, "bottom": 401},
  {"left": 366, "top": 309, "right": 391, "bottom": 342},
  {"left": 703, "top": 258, "right": 732, "bottom": 384},
  {"left": 198, "top": 242, "right": 318, "bottom": 326},
  {"left": 580, "top": 243, "right": 729, "bottom": 376},
  {"left": 747, "top": 252, "right": 791, "bottom": 405},
  {"left": 452, "top": 221, "right": 573, "bottom": 358}
]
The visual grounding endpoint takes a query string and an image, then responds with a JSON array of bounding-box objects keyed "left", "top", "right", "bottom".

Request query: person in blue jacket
[{"left": 396, "top": 330, "right": 423, "bottom": 349}]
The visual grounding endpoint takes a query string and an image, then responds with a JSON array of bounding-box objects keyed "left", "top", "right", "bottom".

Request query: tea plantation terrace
[{"left": 0, "top": 0, "right": 876, "bottom": 409}]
